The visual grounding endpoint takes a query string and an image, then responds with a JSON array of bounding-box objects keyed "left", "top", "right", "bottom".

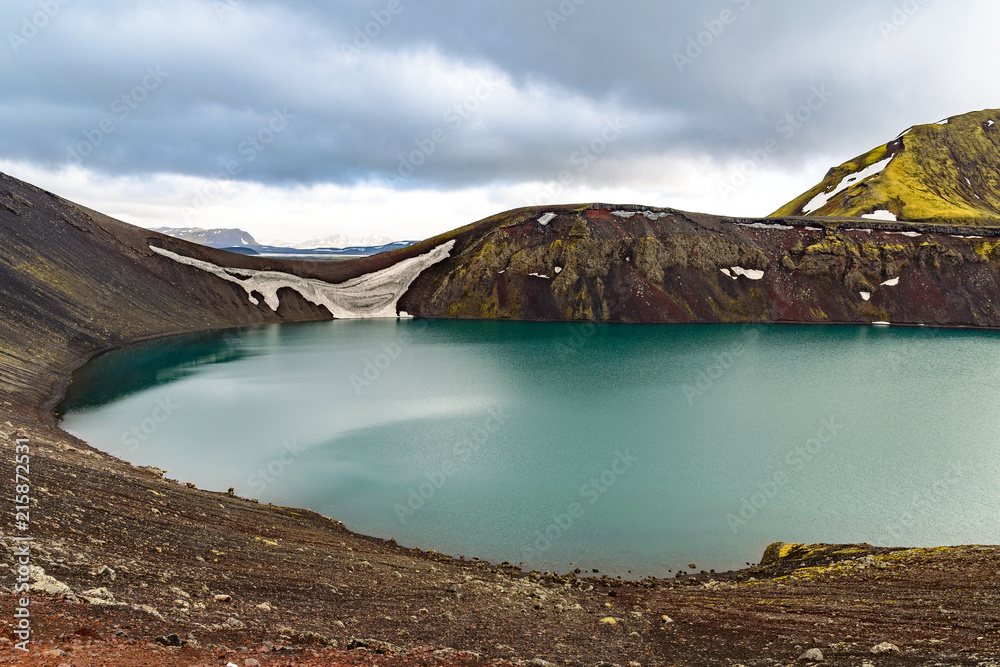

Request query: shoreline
[{"left": 51, "top": 316, "right": 1000, "bottom": 584}]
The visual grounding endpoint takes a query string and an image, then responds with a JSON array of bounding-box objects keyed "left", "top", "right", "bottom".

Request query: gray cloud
[{"left": 1, "top": 0, "right": 997, "bottom": 193}]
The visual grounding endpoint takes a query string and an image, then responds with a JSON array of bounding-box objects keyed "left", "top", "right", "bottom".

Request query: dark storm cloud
[{"left": 0, "top": 0, "right": 995, "bottom": 189}]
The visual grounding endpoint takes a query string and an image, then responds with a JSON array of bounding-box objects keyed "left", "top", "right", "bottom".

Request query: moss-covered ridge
[{"left": 772, "top": 108, "right": 1000, "bottom": 225}]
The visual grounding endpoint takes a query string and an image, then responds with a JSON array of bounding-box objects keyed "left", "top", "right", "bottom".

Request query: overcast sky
[{"left": 1, "top": 0, "right": 996, "bottom": 242}]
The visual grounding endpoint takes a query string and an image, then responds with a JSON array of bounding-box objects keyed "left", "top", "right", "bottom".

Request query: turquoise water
[{"left": 59, "top": 320, "right": 1000, "bottom": 577}]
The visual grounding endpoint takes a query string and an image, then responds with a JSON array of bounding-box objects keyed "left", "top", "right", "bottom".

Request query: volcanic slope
[{"left": 772, "top": 108, "right": 1000, "bottom": 224}]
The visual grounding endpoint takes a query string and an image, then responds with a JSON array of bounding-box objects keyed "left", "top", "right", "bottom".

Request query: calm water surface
[{"left": 59, "top": 320, "right": 1000, "bottom": 577}]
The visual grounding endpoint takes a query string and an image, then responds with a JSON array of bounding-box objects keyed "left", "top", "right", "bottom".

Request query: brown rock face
[{"left": 401, "top": 204, "right": 1000, "bottom": 329}]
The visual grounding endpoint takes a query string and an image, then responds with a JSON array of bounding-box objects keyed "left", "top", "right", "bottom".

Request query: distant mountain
[
  {"left": 151, "top": 227, "right": 410, "bottom": 257},
  {"left": 772, "top": 108, "right": 1000, "bottom": 225},
  {"left": 151, "top": 226, "right": 258, "bottom": 248},
  {"left": 266, "top": 233, "right": 395, "bottom": 249}
]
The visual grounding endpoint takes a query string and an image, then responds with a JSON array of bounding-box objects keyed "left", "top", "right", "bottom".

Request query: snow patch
[
  {"left": 860, "top": 292, "right": 871, "bottom": 301},
  {"left": 528, "top": 272, "right": 551, "bottom": 279},
  {"left": 805, "top": 226, "right": 823, "bottom": 231},
  {"left": 887, "top": 231, "right": 921, "bottom": 238},
  {"left": 738, "top": 222, "right": 794, "bottom": 230},
  {"left": 847, "top": 228, "right": 874, "bottom": 234},
  {"left": 965, "top": 177, "right": 972, "bottom": 186},
  {"left": 937, "top": 118, "right": 949, "bottom": 125},
  {"left": 720, "top": 268, "right": 733, "bottom": 279},
  {"left": 554, "top": 266, "right": 563, "bottom": 274},
  {"left": 952, "top": 235, "right": 984, "bottom": 239},
  {"left": 989, "top": 120, "right": 996, "bottom": 127},
  {"left": 881, "top": 277, "right": 900, "bottom": 287},
  {"left": 640, "top": 210, "right": 671, "bottom": 220},
  {"left": 730, "top": 267, "right": 765, "bottom": 280},
  {"left": 862, "top": 210, "right": 897, "bottom": 222},
  {"left": 538, "top": 213, "right": 556, "bottom": 226},
  {"left": 612, "top": 211, "right": 637, "bottom": 218},
  {"left": 873, "top": 321, "right": 891, "bottom": 326},
  {"left": 803, "top": 156, "right": 894, "bottom": 214},
  {"left": 150, "top": 240, "right": 455, "bottom": 319}
]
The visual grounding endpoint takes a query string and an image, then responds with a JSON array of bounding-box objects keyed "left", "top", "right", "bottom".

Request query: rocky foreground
[{"left": 3, "top": 171, "right": 1000, "bottom": 664}]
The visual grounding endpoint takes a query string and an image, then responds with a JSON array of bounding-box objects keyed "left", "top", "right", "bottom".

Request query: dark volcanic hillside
[
  {"left": 773, "top": 108, "right": 1000, "bottom": 224},
  {"left": 0, "top": 172, "right": 393, "bottom": 411},
  {"left": 401, "top": 204, "right": 1000, "bottom": 329}
]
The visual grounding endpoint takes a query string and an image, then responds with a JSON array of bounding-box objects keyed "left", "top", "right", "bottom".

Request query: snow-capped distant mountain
[
  {"left": 151, "top": 227, "right": 258, "bottom": 248},
  {"left": 266, "top": 233, "right": 395, "bottom": 249},
  {"left": 150, "top": 226, "right": 412, "bottom": 257}
]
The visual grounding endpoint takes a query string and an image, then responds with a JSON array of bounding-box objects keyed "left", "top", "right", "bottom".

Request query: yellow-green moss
[{"left": 771, "top": 108, "right": 1000, "bottom": 224}]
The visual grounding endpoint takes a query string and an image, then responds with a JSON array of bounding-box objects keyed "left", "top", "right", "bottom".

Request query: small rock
[
  {"left": 799, "top": 648, "right": 824, "bottom": 661},
  {"left": 155, "top": 633, "right": 182, "bottom": 647},
  {"left": 256, "top": 602, "right": 272, "bottom": 612},
  {"left": 660, "top": 615, "right": 674, "bottom": 624},
  {"left": 870, "top": 642, "right": 901, "bottom": 655},
  {"left": 223, "top": 617, "right": 245, "bottom": 630},
  {"left": 81, "top": 587, "right": 116, "bottom": 605},
  {"left": 131, "top": 604, "right": 164, "bottom": 621},
  {"left": 599, "top": 617, "right": 617, "bottom": 625},
  {"left": 346, "top": 637, "right": 405, "bottom": 655},
  {"left": 93, "top": 565, "right": 116, "bottom": 581},
  {"left": 244, "top": 660, "right": 260, "bottom": 667},
  {"left": 169, "top": 586, "right": 191, "bottom": 599},
  {"left": 297, "top": 631, "right": 338, "bottom": 647},
  {"left": 214, "top": 594, "right": 233, "bottom": 603},
  {"left": 29, "top": 566, "right": 79, "bottom": 603}
]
